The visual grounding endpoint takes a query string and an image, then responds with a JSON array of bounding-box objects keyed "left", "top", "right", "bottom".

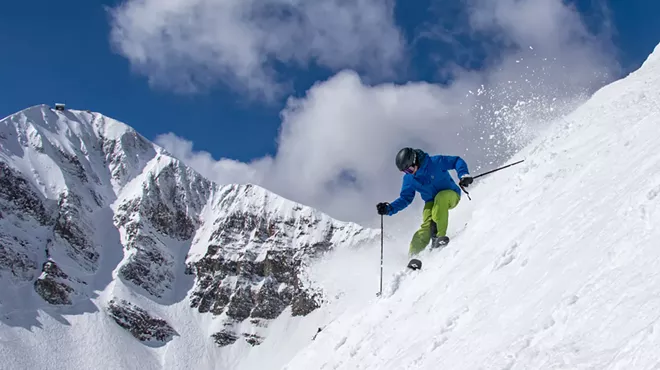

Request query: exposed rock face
[
  {"left": 139, "top": 161, "right": 204, "bottom": 240},
  {"left": 187, "top": 184, "right": 376, "bottom": 347},
  {"left": 243, "top": 333, "right": 264, "bottom": 346},
  {"left": 212, "top": 330, "right": 239, "bottom": 347},
  {"left": 30, "top": 189, "right": 101, "bottom": 305},
  {"left": 106, "top": 299, "right": 177, "bottom": 343},
  {"left": 113, "top": 158, "right": 212, "bottom": 299},
  {"left": 33, "top": 261, "right": 74, "bottom": 305},
  {"left": 53, "top": 191, "right": 99, "bottom": 272},
  {"left": 190, "top": 247, "right": 323, "bottom": 322},
  {"left": 0, "top": 162, "right": 51, "bottom": 288},
  {"left": 0, "top": 237, "right": 38, "bottom": 283},
  {"left": 0, "top": 162, "right": 50, "bottom": 224},
  {"left": 211, "top": 330, "right": 264, "bottom": 348},
  {"left": 251, "top": 278, "right": 288, "bottom": 319}
]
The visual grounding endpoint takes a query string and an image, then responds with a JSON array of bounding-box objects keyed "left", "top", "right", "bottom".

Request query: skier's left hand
[{"left": 459, "top": 175, "right": 473, "bottom": 187}]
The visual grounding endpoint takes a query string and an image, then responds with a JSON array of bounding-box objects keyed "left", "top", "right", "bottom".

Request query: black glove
[
  {"left": 459, "top": 175, "right": 473, "bottom": 188},
  {"left": 376, "top": 202, "right": 390, "bottom": 215}
]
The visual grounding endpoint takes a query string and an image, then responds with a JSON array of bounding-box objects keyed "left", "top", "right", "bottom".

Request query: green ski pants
[{"left": 409, "top": 190, "right": 460, "bottom": 255}]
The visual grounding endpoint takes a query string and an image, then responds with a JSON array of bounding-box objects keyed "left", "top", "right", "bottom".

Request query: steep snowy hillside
[
  {"left": 0, "top": 105, "right": 378, "bottom": 370},
  {"left": 283, "top": 44, "right": 660, "bottom": 369}
]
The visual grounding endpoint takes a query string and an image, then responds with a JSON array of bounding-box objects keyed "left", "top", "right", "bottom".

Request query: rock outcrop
[
  {"left": 33, "top": 260, "right": 75, "bottom": 305},
  {"left": 106, "top": 299, "right": 177, "bottom": 343}
]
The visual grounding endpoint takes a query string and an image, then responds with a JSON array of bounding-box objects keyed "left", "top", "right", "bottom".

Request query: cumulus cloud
[
  {"left": 145, "top": 0, "right": 618, "bottom": 228},
  {"left": 108, "top": 0, "right": 405, "bottom": 99},
  {"left": 155, "top": 132, "right": 272, "bottom": 186}
]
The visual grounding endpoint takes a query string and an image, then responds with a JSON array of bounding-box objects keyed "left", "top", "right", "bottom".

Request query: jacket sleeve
[
  {"left": 388, "top": 175, "right": 415, "bottom": 215},
  {"left": 433, "top": 155, "right": 470, "bottom": 178}
]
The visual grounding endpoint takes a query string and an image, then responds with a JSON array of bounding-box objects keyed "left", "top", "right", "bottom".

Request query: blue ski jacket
[{"left": 388, "top": 149, "right": 470, "bottom": 216}]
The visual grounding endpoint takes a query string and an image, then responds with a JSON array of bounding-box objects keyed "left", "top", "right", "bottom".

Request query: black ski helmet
[{"left": 395, "top": 147, "right": 417, "bottom": 171}]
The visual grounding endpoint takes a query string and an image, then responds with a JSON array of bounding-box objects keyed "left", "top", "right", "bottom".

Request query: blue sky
[
  {"left": 2, "top": 1, "right": 659, "bottom": 164},
  {"left": 2, "top": 0, "right": 660, "bottom": 224}
]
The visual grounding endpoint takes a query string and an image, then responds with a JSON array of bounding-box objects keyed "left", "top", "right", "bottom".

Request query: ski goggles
[{"left": 402, "top": 166, "right": 415, "bottom": 174}]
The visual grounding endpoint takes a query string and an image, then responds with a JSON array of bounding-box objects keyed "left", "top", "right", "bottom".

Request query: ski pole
[
  {"left": 473, "top": 159, "right": 525, "bottom": 180},
  {"left": 377, "top": 214, "right": 384, "bottom": 297},
  {"left": 461, "top": 159, "right": 525, "bottom": 200}
]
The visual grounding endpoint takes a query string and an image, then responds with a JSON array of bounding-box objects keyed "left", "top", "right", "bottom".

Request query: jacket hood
[
  {"left": 414, "top": 149, "right": 429, "bottom": 171},
  {"left": 414, "top": 149, "right": 428, "bottom": 165}
]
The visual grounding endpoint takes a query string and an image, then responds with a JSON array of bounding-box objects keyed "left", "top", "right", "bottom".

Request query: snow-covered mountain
[
  {"left": 0, "top": 106, "right": 379, "bottom": 369},
  {"left": 282, "top": 43, "right": 660, "bottom": 369}
]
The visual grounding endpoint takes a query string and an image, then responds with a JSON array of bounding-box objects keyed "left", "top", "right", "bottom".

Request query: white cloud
[
  {"left": 108, "top": 0, "right": 405, "bottom": 100},
  {"left": 147, "top": 0, "right": 619, "bottom": 228},
  {"left": 155, "top": 132, "right": 272, "bottom": 186}
]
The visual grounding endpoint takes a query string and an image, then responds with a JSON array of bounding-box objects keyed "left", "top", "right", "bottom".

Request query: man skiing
[{"left": 377, "top": 147, "right": 473, "bottom": 258}]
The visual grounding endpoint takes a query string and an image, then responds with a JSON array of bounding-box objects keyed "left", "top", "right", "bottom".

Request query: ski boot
[
  {"left": 407, "top": 258, "right": 422, "bottom": 270},
  {"left": 431, "top": 235, "right": 450, "bottom": 249}
]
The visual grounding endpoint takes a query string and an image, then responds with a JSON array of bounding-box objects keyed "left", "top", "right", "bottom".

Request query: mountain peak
[{"left": 0, "top": 103, "right": 379, "bottom": 368}]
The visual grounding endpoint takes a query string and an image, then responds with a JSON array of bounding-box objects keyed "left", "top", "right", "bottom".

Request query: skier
[{"left": 377, "top": 147, "right": 473, "bottom": 257}]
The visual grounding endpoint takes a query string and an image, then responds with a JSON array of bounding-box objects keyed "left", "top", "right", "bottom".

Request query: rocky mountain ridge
[{"left": 0, "top": 104, "right": 378, "bottom": 348}]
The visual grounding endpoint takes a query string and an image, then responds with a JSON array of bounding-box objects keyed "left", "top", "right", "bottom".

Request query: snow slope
[{"left": 282, "top": 43, "right": 660, "bottom": 369}]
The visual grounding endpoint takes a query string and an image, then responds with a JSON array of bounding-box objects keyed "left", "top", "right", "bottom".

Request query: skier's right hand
[
  {"left": 376, "top": 202, "right": 390, "bottom": 215},
  {"left": 459, "top": 175, "right": 473, "bottom": 188}
]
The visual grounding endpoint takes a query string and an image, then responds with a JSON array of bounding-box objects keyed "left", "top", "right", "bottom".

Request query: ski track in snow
[{"left": 2, "top": 45, "right": 660, "bottom": 370}]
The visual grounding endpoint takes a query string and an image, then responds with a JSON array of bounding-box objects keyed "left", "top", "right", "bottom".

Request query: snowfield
[{"left": 2, "top": 42, "right": 660, "bottom": 370}]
